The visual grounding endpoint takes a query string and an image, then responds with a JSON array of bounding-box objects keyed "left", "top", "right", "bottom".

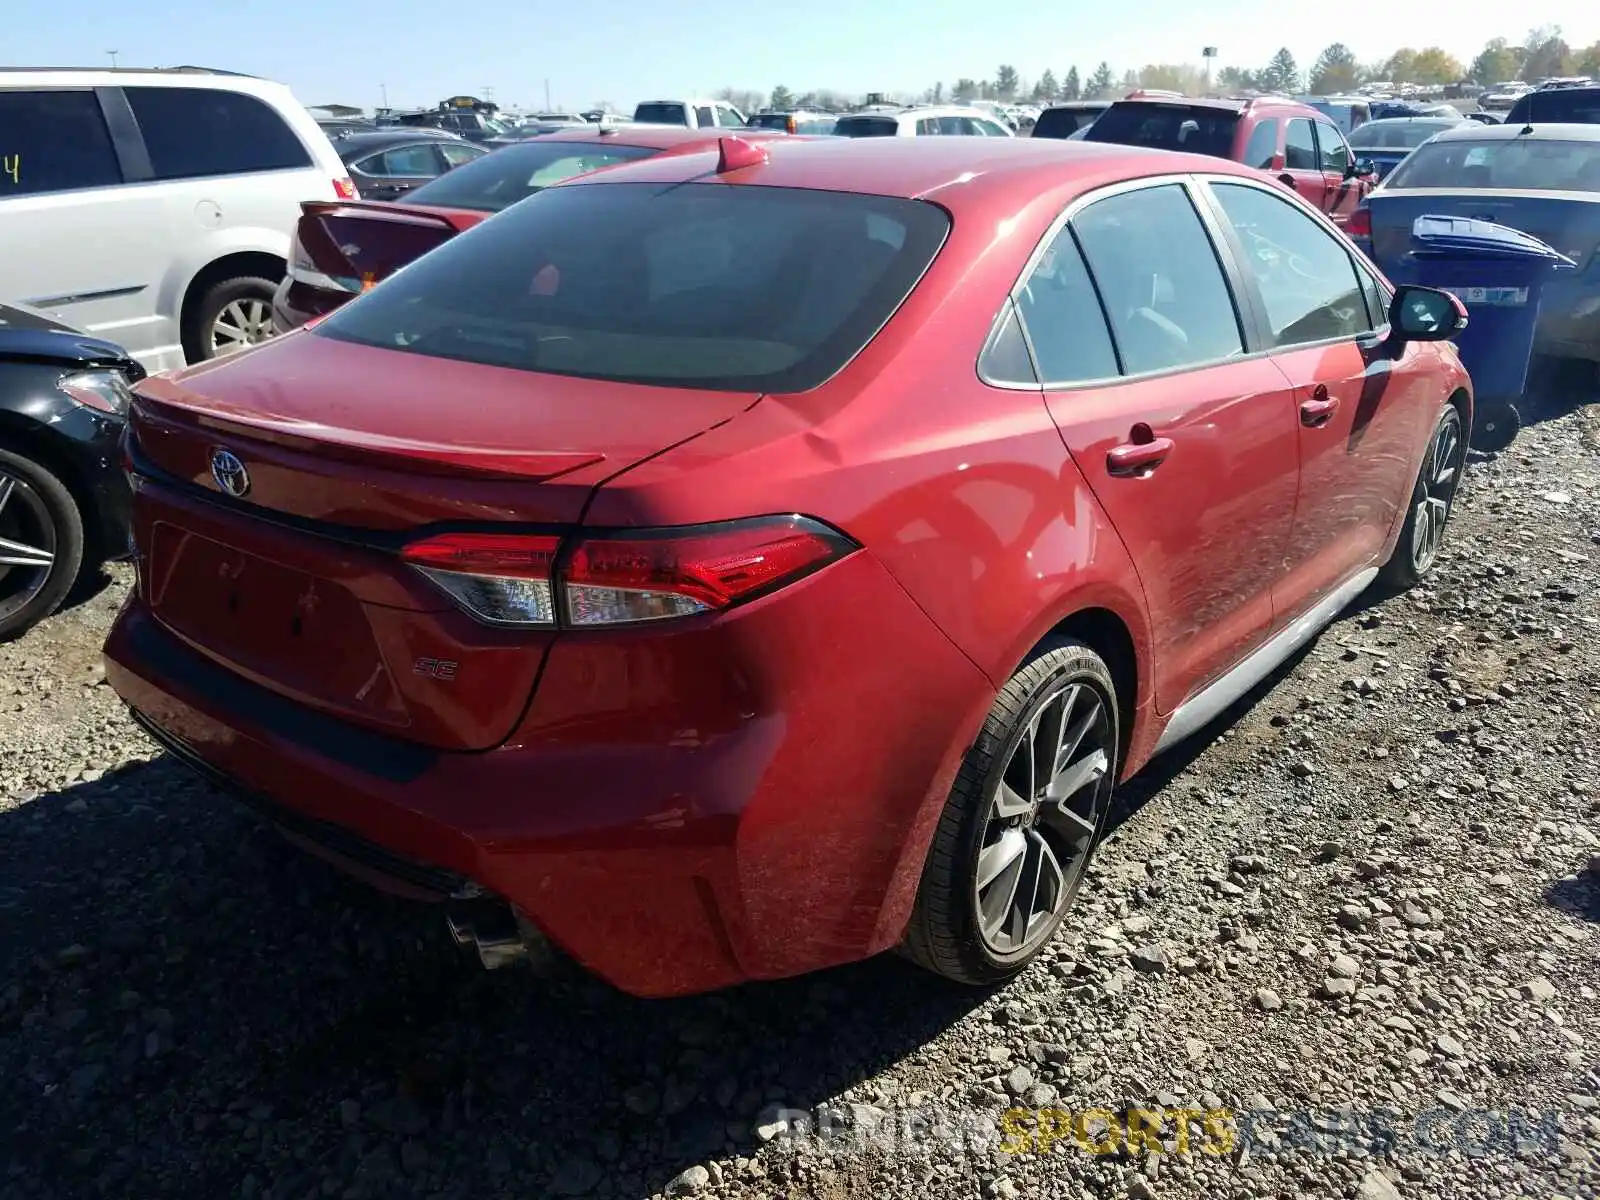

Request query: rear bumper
[
  {"left": 104, "top": 551, "right": 994, "bottom": 998},
  {"left": 1535, "top": 279, "right": 1600, "bottom": 364},
  {"left": 270, "top": 275, "right": 353, "bottom": 335}
]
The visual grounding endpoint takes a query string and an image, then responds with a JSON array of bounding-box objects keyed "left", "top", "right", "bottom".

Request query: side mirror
[
  {"left": 1388, "top": 285, "right": 1468, "bottom": 343},
  {"left": 1346, "top": 158, "right": 1376, "bottom": 179}
]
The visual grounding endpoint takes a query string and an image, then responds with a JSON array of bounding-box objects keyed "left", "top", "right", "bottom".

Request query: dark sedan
[
  {"left": 334, "top": 130, "right": 489, "bottom": 200},
  {"left": 0, "top": 302, "right": 142, "bottom": 639},
  {"left": 1347, "top": 116, "right": 1469, "bottom": 181}
]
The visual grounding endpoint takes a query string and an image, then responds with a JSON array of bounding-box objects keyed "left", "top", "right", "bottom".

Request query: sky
[{"left": 7, "top": 1, "right": 1598, "bottom": 113}]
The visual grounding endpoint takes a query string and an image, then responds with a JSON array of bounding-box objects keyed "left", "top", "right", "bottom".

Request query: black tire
[
  {"left": 183, "top": 274, "right": 281, "bottom": 364},
  {"left": 902, "top": 637, "right": 1119, "bottom": 986},
  {"left": 1469, "top": 400, "right": 1520, "bottom": 453},
  {"left": 0, "top": 447, "right": 85, "bottom": 641},
  {"left": 1378, "top": 404, "right": 1466, "bottom": 591}
]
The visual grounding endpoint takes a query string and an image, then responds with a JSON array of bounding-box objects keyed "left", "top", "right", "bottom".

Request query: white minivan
[{"left": 0, "top": 68, "right": 352, "bottom": 374}]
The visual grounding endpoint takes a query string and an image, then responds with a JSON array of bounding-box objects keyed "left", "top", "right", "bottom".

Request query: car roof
[
  {"left": 1429, "top": 121, "right": 1600, "bottom": 143},
  {"left": 1043, "top": 101, "right": 1110, "bottom": 111},
  {"left": 520, "top": 125, "right": 790, "bottom": 150},
  {"left": 550, "top": 134, "right": 1269, "bottom": 211},
  {"left": 334, "top": 130, "right": 463, "bottom": 151}
]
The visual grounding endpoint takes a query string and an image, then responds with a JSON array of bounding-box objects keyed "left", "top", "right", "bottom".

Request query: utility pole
[
  {"left": 380, "top": 82, "right": 388, "bottom": 110},
  {"left": 1203, "top": 46, "right": 1218, "bottom": 95},
  {"left": 544, "top": 78, "right": 552, "bottom": 110},
  {"left": 107, "top": 50, "right": 119, "bottom": 69}
]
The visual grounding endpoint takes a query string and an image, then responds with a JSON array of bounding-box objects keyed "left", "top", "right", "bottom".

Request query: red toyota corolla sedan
[
  {"left": 271, "top": 125, "right": 793, "bottom": 333},
  {"left": 106, "top": 135, "right": 1472, "bottom": 998}
]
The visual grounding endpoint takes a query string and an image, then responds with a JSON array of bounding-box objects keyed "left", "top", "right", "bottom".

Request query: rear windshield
[
  {"left": 1349, "top": 120, "right": 1459, "bottom": 150},
  {"left": 1384, "top": 138, "right": 1600, "bottom": 192},
  {"left": 1505, "top": 90, "right": 1600, "bottom": 124},
  {"left": 633, "top": 103, "right": 688, "bottom": 125},
  {"left": 1082, "top": 103, "right": 1238, "bottom": 158},
  {"left": 1031, "top": 107, "right": 1101, "bottom": 139},
  {"left": 400, "top": 141, "right": 658, "bottom": 212},
  {"left": 317, "top": 182, "right": 951, "bottom": 392},
  {"left": 833, "top": 116, "right": 899, "bottom": 138},
  {"left": 750, "top": 113, "right": 792, "bottom": 130}
]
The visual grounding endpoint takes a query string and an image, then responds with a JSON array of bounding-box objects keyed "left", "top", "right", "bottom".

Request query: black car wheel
[
  {"left": 185, "top": 275, "right": 281, "bottom": 363},
  {"left": 0, "top": 447, "right": 84, "bottom": 640},
  {"left": 903, "top": 637, "right": 1119, "bottom": 986}
]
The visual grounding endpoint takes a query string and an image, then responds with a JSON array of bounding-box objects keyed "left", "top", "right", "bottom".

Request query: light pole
[
  {"left": 107, "top": 50, "right": 119, "bottom": 69},
  {"left": 380, "top": 83, "right": 388, "bottom": 111},
  {"left": 1202, "top": 47, "right": 1217, "bottom": 95}
]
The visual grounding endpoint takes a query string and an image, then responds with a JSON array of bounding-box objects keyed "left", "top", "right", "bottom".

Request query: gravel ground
[{"left": 2, "top": 388, "right": 1599, "bottom": 1200}]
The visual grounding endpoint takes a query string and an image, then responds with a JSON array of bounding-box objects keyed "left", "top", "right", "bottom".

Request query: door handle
[
  {"left": 1300, "top": 387, "right": 1339, "bottom": 427},
  {"left": 1106, "top": 436, "right": 1174, "bottom": 476}
]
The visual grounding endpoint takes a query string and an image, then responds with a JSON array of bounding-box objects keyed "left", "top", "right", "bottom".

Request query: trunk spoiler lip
[
  {"left": 297, "top": 198, "right": 488, "bottom": 234},
  {"left": 130, "top": 386, "right": 606, "bottom": 483}
]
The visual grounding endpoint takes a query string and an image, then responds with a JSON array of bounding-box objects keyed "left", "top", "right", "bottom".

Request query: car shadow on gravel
[
  {"left": 1544, "top": 865, "right": 1600, "bottom": 925},
  {"left": 0, "top": 594, "right": 1381, "bottom": 1200},
  {"left": 0, "top": 757, "right": 991, "bottom": 1200},
  {"left": 1517, "top": 357, "right": 1599, "bottom": 436}
]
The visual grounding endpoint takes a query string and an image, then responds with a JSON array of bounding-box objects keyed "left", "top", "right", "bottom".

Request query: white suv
[
  {"left": 832, "top": 106, "right": 1016, "bottom": 138},
  {"left": 0, "top": 68, "right": 352, "bottom": 374}
]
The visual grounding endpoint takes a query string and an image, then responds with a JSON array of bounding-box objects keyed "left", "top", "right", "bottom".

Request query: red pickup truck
[{"left": 1081, "top": 95, "right": 1376, "bottom": 225}]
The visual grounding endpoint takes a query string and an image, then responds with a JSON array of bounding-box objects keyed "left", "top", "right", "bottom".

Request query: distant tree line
[{"left": 676, "top": 25, "right": 1600, "bottom": 114}]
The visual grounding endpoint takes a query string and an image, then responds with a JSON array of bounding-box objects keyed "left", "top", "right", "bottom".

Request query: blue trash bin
[{"left": 1383, "top": 215, "right": 1576, "bottom": 451}]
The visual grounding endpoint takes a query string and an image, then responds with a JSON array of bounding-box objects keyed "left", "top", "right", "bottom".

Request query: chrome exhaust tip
[{"left": 446, "top": 902, "right": 535, "bottom": 971}]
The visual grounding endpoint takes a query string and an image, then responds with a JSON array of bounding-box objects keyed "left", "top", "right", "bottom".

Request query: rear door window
[
  {"left": 1082, "top": 103, "right": 1239, "bottom": 158},
  {"left": 1012, "top": 226, "right": 1119, "bottom": 384},
  {"left": 317, "top": 181, "right": 951, "bottom": 392},
  {"left": 695, "top": 106, "right": 715, "bottom": 127},
  {"left": 366, "top": 145, "right": 442, "bottom": 176},
  {"left": 1243, "top": 119, "right": 1279, "bottom": 168},
  {"left": 125, "top": 86, "right": 312, "bottom": 179},
  {"left": 0, "top": 89, "right": 123, "bottom": 195},
  {"left": 1070, "top": 183, "right": 1245, "bottom": 374},
  {"left": 1284, "top": 119, "right": 1317, "bottom": 170}
]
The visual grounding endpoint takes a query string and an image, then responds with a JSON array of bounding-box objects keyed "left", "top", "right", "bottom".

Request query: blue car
[
  {"left": 1355, "top": 123, "right": 1600, "bottom": 368},
  {"left": 1346, "top": 116, "right": 1469, "bottom": 182}
]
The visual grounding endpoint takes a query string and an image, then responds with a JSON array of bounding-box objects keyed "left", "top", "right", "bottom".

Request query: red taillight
[
  {"left": 333, "top": 177, "right": 358, "bottom": 200},
  {"left": 1347, "top": 206, "right": 1372, "bottom": 239},
  {"left": 565, "top": 516, "right": 855, "bottom": 625},
  {"left": 401, "top": 533, "right": 561, "bottom": 627},
  {"left": 400, "top": 517, "right": 856, "bottom": 628}
]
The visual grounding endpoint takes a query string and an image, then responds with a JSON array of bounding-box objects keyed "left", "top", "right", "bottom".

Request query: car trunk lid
[
  {"left": 128, "top": 333, "right": 759, "bottom": 750},
  {"left": 290, "top": 199, "right": 489, "bottom": 296},
  {"left": 1369, "top": 190, "right": 1600, "bottom": 273}
]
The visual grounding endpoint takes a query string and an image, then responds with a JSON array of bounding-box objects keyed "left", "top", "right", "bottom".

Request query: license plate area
[
  {"left": 1457, "top": 286, "right": 1528, "bottom": 307},
  {"left": 148, "top": 523, "right": 407, "bottom": 722}
]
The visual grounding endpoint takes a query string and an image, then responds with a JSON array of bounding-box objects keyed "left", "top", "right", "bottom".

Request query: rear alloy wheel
[
  {"left": 903, "top": 638, "right": 1119, "bottom": 985},
  {"left": 187, "top": 275, "right": 281, "bottom": 363},
  {"left": 0, "top": 448, "right": 84, "bottom": 640},
  {"left": 1379, "top": 404, "right": 1465, "bottom": 590}
]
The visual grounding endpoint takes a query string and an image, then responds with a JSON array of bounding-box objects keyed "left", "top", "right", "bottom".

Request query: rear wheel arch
[
  {"left": 179, "top": 251, "right": 287, "bottom": 359},
  {"left": 1029, "top": 606, "right": 1139, "bottom": 771}
]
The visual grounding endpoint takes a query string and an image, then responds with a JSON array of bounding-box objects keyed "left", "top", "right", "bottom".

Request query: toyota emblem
[{"left": 210, "top": 449, "right": 250, "bottom": 498}]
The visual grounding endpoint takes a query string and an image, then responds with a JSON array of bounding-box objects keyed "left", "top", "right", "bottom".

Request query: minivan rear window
[
  {"left": 317, "top": 182, "right": 951, "bottom": 392},
  {"left": 1083, "top": 103, "right": 1238, "bottom": 159},
  {"left": 833, "top": 116, "right": 899, "bottom": 138},
  {"left": 633, "top": 103, "right": 688, "bottom": 125},
  {"left": 402, "top": 141, "right": 658, "bottom": 212},
  {"left": 1031, "top": 107, "right": 1102, "bottom": 139}
]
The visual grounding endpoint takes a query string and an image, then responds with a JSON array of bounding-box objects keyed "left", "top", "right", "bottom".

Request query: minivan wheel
[
  {"left": 903, "top": 638, "right": 1119, "bottom": 986},
  {"left": 1379, "top": 404, "right": 1465, "bottom": 590},
  {"left": 187, "top": 275, "right": 280, "bottom": 363},
  {"left": 0, "top": 448, "right": 84, "bottom": 641}
]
